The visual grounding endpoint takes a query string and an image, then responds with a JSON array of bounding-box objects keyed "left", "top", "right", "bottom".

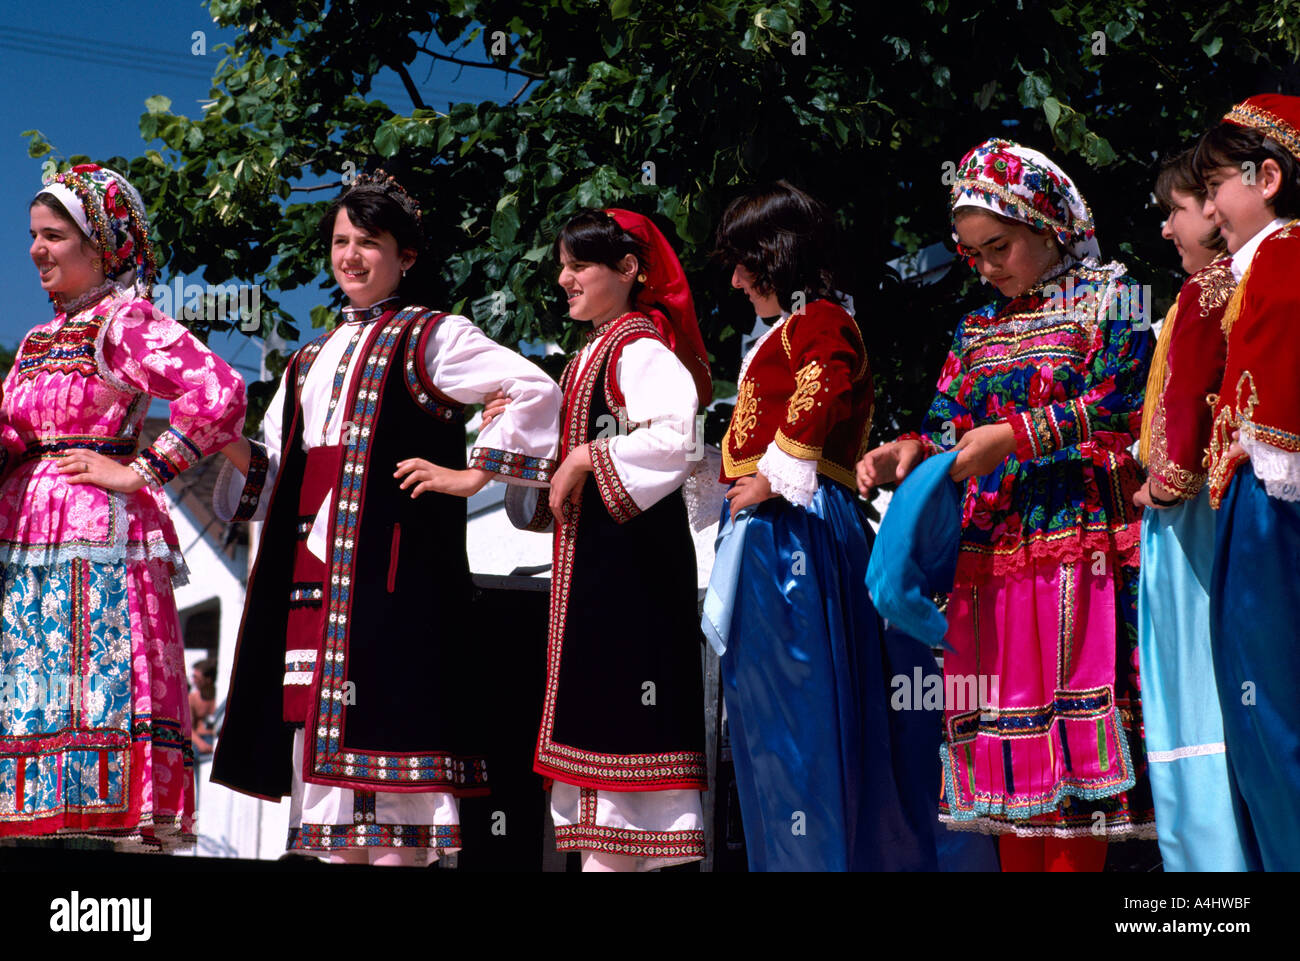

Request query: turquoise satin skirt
[{"left": 1138, "top": 490, "right": 1248, "bottom": 871}]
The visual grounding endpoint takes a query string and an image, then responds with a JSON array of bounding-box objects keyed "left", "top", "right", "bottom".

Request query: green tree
[{"left": 23, "top": 0, "right": 1300, "bottom": 449}]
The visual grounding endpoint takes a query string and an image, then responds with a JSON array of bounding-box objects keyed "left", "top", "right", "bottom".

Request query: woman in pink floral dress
[{"left": 0, "top": 164, "right": 246, "bottom": 851}]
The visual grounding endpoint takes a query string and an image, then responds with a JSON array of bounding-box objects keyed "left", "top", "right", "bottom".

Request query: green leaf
[
  {"left": 145, "top": 95, "right": 173, "bottom": 115},
  {"left": 1202, "top": 36, "right": 1223, "bottom": 58}
]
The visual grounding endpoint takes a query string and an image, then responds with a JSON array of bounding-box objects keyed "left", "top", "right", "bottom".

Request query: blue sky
[{"left": 2, "top": 2, "right": 509, "bottom": 382}]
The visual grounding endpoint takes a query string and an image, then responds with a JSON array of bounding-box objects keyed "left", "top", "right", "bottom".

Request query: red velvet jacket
[
  {"left": 720, "top": 299, "right": 873, "bottom": 490},
  {"left": 1141, "top": 258, "right": 1234, "bottom": 500},
  {"left": 1209, "top": 221, "right": 1300, "bottom": 506}
]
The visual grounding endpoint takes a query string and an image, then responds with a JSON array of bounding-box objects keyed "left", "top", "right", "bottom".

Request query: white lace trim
[
  {"left": 1240, "top": 429, "right": 1300, "bottom": 501},
  {"left": 737, "top": 314, "right": 787, "bottom": 385},
  {"left": 0, "top": 541, "right": 189, "bottom": 586},
  {"left": 212, "top": 456, "right": 246, "bottom": 523},
  {"left": 1145, "top": 742, "right": 1226, "bottom": 763},
  {"left": 758, "top": 443, "right": 817, "bottom": 508},
  {"left": 682, "top": 446, "right": 726, "bottom": 532}
]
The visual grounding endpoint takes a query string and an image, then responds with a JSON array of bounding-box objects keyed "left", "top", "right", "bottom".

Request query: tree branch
[
  {"left": 393, "top": 63, "right": 428, "bottom": 110},
  {"left": 508, "top": 77, "right": 534, "bottom": 105},
  {"left": 417, "top": 46, "right": 544, "bottom": 80}
]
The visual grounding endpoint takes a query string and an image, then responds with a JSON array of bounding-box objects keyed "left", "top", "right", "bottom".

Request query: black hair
[
  {"left": 712, "top": 180, "right": 843, "bottom": 312},
  {"left": 552, "top": 209, "right": 651, "bottom": 294},
  {"left": 1192, "top": 121, "right": 1300, "bottom": 220},
  {"left": 29, "top": 193, "right": 98, "bottom": 250},
  {"left": 320, "top": 179, "right": 429, "bottom": 303},
  {"left": 1154, "top": 147, "right": 1227, "bottom": 255}
]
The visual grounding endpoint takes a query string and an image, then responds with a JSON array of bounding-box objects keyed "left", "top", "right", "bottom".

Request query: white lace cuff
[
  {"left": 758, "top": 443, "right": 818, "bottom": 508},
  {"left": 683, "top": 446, "right": 727, "bottom": 532},
  {"left": 1241, "top": 430, "right": 1300, "bottom": 502}
]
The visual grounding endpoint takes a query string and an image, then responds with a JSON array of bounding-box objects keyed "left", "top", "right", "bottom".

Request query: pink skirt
[{"left": 938, "top": 557, "right": 1155, "bottom": 838}]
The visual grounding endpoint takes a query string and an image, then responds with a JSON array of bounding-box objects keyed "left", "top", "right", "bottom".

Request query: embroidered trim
[
  {"left": 288, "top": 822, "right": 461, "bottom": 851},
  {"left": 728, "top": 379, "right": 759, "bottom": 450},
  {"left": 404, "top": 311, "right": 460, "bottom": 422},
  {"left": 304, "top": 308, "right": 489, "bottom": 792},
  {"left": 588, "top": 437, "right": 640, "bottom": 523},
  {"left": 1207, "top": 371, "right": 1256, "bottom": 507},
  {"left": 232, "top": 440, "right": 270, "bottom": 522},
  {"left": 1240, "top": 430, "right": 1300, "bottom": 501},
  {"left": 468, "top": 447, "right": 556, "bottom": 483},
  {"left": 1226, "top": 102, "right": 1300, "bottom": 162},
  {"left": 1145, "top": 390, "right": 1205, "bottom": 500},
  {"left": 553, "top": 824, "right": 707, "bottom": 859},
  {"left": 320, "top": 325, "right": 365, "bottom": 446},
  {"left": 786, "top": 360, "right": 823, "bottom": 424},
  {"left": 22, "top": 436, "right": 137, "bottom": 462},
  {"left": 536, "top": 315, "right": 708, "bottom": 790},
  {"left": 288, "top": 581, "right": 324, "bottom": 608},
  {"left": 294, "top": 330, "right": 332, "bottom": 394}
]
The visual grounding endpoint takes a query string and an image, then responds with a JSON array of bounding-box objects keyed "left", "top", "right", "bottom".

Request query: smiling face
[
  {"left": 730, "top": 263, "right": 783, "bottom": 317},
  {"left": 556, "top": 242, "right": 637, "bottom": 326},
  {"left": 330, "top": 207, "right": 414, "bottom": 308},
  {"left": 1161, "top": 186, "right": 1221, "bottom": 274},
  {"left": 954, "top": 208, "right": 1062, "bottom": 299},
  {"left": 29, "top": 201, "right": 102, "bottom": 302},
  {"left": 1201, "top": 161, "right": 1281, "bottom": 254}
]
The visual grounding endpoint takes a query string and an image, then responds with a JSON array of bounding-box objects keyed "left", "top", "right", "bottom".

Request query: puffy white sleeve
[
  {"left": 588, "top": 337, "right": 700, "bottom": 523},
  {"left": 213, "top": 370, "right": 286, "bottom": 523},
  {"left": 424, "top": 314, "right": 561, "bottom": 487}
]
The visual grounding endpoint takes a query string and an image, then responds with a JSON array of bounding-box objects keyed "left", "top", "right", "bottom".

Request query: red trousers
[{"left": 998, "top": 835, "right": 1108, "bottom": 872}]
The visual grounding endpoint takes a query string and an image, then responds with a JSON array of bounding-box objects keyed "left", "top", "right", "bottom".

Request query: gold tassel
[
  {"left": 1138, "top": 303, "right": 1179, "bottom": 467},
  {"left": 1219, "top": 264, "right": 1250, "bottom": 335}
]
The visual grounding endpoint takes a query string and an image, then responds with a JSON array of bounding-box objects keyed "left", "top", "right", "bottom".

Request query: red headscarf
[{"left": 605, "top": 208, "right": 713, "bottom": 406}]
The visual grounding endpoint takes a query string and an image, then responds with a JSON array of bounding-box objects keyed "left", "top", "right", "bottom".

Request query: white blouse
[{"left": 215, "top": 312, "right": 563, "bottom": 554}]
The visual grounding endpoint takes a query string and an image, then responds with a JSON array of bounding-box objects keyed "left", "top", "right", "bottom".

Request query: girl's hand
[
  {"left": 1133, "top": 478, "right": 1179, "bottom": 509},
  {"left": 548, "top": 444, "right": 593, "bottom": 519},
  {"left": 724, "top": 473, "right": 779, "bottom": 520},
  {"left": 1226, "top": 428, "right": 1245, "bottom": 463},
  {"left": 56, "top": 449, "right": 146, "bottom": 493},
  {"left": 394, "top": 459, "right": 491, "bottom": 498},
  {"left": 480, "top": 389, "right": 510, "bottom": 428},
  {"left": 950, "top": 423, "right": 1016, "bottom": 482},
  {"left": 856, "top": 439, "right": 925, "bottom": 494}
]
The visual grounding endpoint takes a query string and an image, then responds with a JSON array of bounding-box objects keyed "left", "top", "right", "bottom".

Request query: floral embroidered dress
[
  {"left": 0, "top": 287, "right": 246, "bottom": 850},
  {"left": 905, "top": 139, "right": 1157, "bottom": 839}
]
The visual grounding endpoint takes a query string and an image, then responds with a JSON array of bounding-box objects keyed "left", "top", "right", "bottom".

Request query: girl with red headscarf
[{"left": 469, "top": 208, "right": 711, "bottom": 870}]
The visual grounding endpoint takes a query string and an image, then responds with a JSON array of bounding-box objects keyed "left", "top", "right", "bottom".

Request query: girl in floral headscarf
[
  {"left": 0, "top": 164, "right": 247, "bottom": 850},
  {"left": 858, "top": 139, "right": 1157, "bottom": 870}
]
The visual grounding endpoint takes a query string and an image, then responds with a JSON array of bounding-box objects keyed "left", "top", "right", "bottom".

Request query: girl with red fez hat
[
  {"left": 1133, "top": 148, "right": 1248, "bottom": 871},
  {"left": 472, "top": 208, "right": 711, "bottom": 870},
  {"left": 710, "top": 182, "right": 938, "bottom": 871},
  {"left": 1193, "top": 93, "right": 1300, "bottom": 870}
]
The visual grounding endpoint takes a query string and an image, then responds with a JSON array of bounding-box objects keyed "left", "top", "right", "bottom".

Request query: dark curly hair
[
  {"left": 712, "top": 180, "right": 844, "bottom": 313},
  {"left": 1192, "top": 120, "right": 1300, "bottom": 220}
]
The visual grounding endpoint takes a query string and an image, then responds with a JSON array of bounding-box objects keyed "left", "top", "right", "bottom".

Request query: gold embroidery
[
  {"left": 1146, "top": 389, "right": 1205, "bottom": 499},
  {"left": 728, "top": 378, "right": 759, "bottom": 448},
  {"left": 1196, "top": 261, "right": 1236, "bottom": 318},
  {"left": 1207, "top": 371, "right": 1257, "bottom": 508},
  {"left": 787, "top": 361, "right": 823, "bottom": 424}
]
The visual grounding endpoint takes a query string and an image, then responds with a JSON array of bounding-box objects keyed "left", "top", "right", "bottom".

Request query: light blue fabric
[
  {"left": 1138, "top": 490, "right": 1249, "bottom": 871},
  {"left": 701, "top": 506, "right": 753, "bottom": 656},
  {"left": 865, "top": 450, "right": 962, "bottom": 650}
]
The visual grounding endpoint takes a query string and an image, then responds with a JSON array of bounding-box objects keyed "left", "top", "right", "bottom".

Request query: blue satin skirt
[
  {"left": 719, "top": 480, "right": 939, "bottom": 871},
  {"left": 1138, "top": 490, "right": 1248, "bottom": 871},
  {"left": 1210, "top": 468, "right": 1300, "bottom": 871}
]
